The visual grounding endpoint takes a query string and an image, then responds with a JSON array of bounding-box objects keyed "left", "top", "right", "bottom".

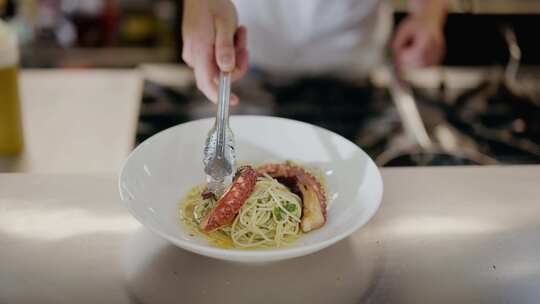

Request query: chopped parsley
[
  {"left": 273, "top": 207, "right": 284, "bottom": 221},
  {"left": 284, "top": 202, "right": 297, "bottom": 212}
]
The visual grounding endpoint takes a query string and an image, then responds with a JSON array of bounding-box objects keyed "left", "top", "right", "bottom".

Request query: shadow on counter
[{"left": 122, "top": 227, "right": 385, "bottom": 304}]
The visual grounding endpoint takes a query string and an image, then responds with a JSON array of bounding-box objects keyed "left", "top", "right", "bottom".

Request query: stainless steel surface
[
  {"left": 379, "top": 63, "right": 499, "bottom": 166},
  {"left": 503, "top": 26, "right": 521, "bottom": 86},
  {"left": 387, "top": 64, "right": 433, "bottom": 150},
  {"left": 1, "top": 166, "right": 540, "bottom": 303},
  {"left": 203, "top": 72, "right": 235, "bottom": 196}
]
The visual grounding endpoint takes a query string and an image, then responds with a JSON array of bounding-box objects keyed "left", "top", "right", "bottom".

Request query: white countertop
[
  {"left": 1, "top": 166, "right": 539, "bottom": 303},
  {"left": 0, "top": 69, "right": 142, "bottom": 173}
]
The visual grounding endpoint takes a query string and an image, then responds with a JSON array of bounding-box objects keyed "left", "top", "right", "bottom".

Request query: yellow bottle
[{"left": 0, "top": 20, "right": 23, "bottom": 155}]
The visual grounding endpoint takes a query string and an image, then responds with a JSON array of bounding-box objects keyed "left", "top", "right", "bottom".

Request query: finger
[
  {"left": 402, "top": 34, "right": 431, "bottom": 67},
  {"left": 399, "top": 48, "right": 427, "bottom": 68},
  {"left": 195, "top": 68, "right": 219, "bottom": 103},
  {"left": 399, "top": 51, "right": 423, "bottom": 68},
  {"left": 394, "top": 29, "right": 428, "bottom": 68},
  {"left": 182, "top": 37, "right": 198, "bottom": 67},
  {"left": 227, "top": 49, "right": 249, "bottom": 105},
  {"left": 215, "top": 17, "right": 237, "bottom": 72},
  {"left": 234, "top": 26, "right": 247, "bottom": 51},
  {"left": 434, "top": 41, "right": 445, "bottom": 65},
  {"left": 206, "top": 83, "right": 239, "bottom": 105},
  {"left": 392, "top": 22, "right": 414, "bottom": 54},
  {"left": 194, "top": 47, "right": 219, "bottom": 103},
  {"left": 398, "top": 41, "right": 424, "bottom": 68},
  {"left": 222, "top": 50, "right": 247, "bottom": 105},
  {"left": 211, "top": 49, "right": 248, "bottom": 83},
  {"left": 181, "top": 44, "right": 192, "bottom": 66},
  {"left": 230, "top": 93, "right": 239, "bottom": 105},
  {"left": 208, "top": 78, "right": 240, "bottom": 105},
  {"left": 428, "top": 35, "right": 445, "bottom": 65},
  {"left": 231, "top": 49, "right": 249, "bottom": 81}
]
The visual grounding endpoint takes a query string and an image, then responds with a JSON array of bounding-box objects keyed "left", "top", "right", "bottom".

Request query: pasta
[{"left": 180, "top": 175, "right": 302, "bottom": 248}]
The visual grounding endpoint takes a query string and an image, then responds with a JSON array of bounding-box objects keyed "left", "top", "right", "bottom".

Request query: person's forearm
[{"left": 407, "top": 0, "right": 448, "bottom": 27}]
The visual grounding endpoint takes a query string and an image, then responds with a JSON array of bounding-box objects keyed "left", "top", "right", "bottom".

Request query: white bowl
[{"left": 119, "top": 116, "right": 383, "bottom": 263}]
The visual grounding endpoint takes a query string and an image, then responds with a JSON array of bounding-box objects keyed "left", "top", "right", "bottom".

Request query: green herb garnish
[
  {"left": 284, "top": 202, "right": 297, "bottom": 212},
  {"left": 273, "top": 207, "right": 284, "bottom": 221}
]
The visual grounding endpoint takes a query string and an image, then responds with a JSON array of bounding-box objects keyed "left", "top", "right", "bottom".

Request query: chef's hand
[
  {"left": 182, "top": 0, "right": 248, "bottom": 104},
  {"left": 392, "top": 0, "right": 447, "bottom": 69}
]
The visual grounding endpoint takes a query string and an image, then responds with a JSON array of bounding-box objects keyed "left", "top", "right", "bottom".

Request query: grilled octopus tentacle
[
  {"left": 257, "top": 163, "right": 327, "bottom": 232},
  {"left": 200, "top": 166, "right": 258, "bottom": 232}
]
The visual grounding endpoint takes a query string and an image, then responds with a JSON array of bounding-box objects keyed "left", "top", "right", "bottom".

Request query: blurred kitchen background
[
  {"left": 1, "top": 0, "right": 540, "bottom": 169},
  {"left": 4, "top": 0, "right": 540, "bottom": 67}
]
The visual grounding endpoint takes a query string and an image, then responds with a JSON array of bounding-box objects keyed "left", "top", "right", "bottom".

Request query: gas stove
[
  {"left": 136, "top": 68, "right": 540, "bottom": 166},
  {"left": 448, "top": 79, "right": 540, "bottom": 163}
]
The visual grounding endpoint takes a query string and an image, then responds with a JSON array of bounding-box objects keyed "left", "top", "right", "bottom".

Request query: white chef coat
[{"left": 234, "top": 0, "right": 392, "bottom": 79}]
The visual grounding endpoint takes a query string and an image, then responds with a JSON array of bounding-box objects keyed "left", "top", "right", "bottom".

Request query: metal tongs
[
  {"left": 203, "top": 72, "right": 236, "bottom": 197},
  {"left": 386, "top": 62, "right": 434, "bottom": 151}
]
